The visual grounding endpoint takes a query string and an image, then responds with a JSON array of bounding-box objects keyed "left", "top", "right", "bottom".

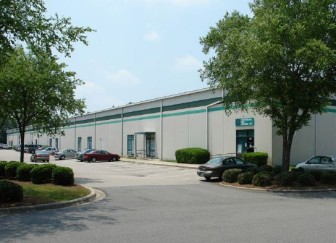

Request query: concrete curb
[
  {"left": 220, "top": 183, "right": 336, "bottom": 193},
  {"left": 121, "top": 158, "right": 198, "bottom": 169},
  {"left": 0, "top": 185, "right": 101, "bottom": 214}
]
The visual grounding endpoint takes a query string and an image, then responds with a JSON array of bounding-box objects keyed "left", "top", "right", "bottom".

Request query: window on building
[
  {"left": 49, "top": 138, "right": 52, "bottom": 147},
  {"left": 127, "top": 135, "right": 134, "bottom": 156},
  {"left": 78, "top": 137, "right": 82, "bottom": 151},
  {"left": 87, "top": 136, "right": 92, "bottom": 149},
  {"left": 55, "top": 138, "right": 59, "bottom": 150}
]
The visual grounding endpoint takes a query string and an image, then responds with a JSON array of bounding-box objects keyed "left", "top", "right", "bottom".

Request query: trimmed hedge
[
  {"left": 222, "top": 169, "right": 242, "bottom": 183},
  {"left": 0, "top": 161, "right": 8, "bottom": 178},
  {"left": 31, "top": 164, "right": 57, "bottom": 184},
  {"left": 52, "top": 167, "right": 74, "bottom": 186},
  {"left": 320, "top": 172, "right": 336, "bottom": 185},
  {"left": 298, "top": 173, "right": 315, "bottom": 186},
  {"left": 238, "top": 171, "right": 254, "bottom": 184},
  {"left": 16, "top": 164, "right": 37, "bottom": 181},
  {"left": 5, "top": 161, "right": 22, "bottom": 179},
  {"left": 175, "top": 147, "right": 210, "bottom": 164},
  {"left": 252, "top": 172, "right": 272, "bottom": 187},
  {"left": 0, "top": 180, "right": 23, "bottom": 203},
  {"left": 274, "top": 172, "right": 297, "bottom": 186},
  {"left": 242, "top": 152, "right": 268, "bottom": 167}
]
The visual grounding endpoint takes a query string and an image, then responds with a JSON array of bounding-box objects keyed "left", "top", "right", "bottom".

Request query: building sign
[{"left": 235, "top": 118, "right": 254, "bottom": 126}]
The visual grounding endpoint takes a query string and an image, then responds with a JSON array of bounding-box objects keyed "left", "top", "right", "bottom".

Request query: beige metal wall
[
  {"left": 6, "top": 88, "right": 336, "bottom": 165},
  {"left": 273, "top": 111, "right": 336, "bottom": 165}
]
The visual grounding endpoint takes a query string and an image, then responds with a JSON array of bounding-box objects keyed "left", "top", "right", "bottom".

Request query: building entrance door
[
  {"left": 236, "top": 129, "right": 254, "bottom": 156},
  {"left": 146, "top": 133, "right": 155, "bottom": 158}
]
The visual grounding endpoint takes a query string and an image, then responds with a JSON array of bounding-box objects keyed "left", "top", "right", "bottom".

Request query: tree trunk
[
  {"left": 282, "top": 131, "right": 294, "bottom": 172},
  {"left": 19, "top": 127, "right": 25, "bottom": 162}
]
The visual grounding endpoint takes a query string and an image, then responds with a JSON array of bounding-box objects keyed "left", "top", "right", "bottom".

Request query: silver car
[
  {"left": 295, "top": 156, "right": 336, "bottom": 172},
  {"left": 55, "top": 149, "right": 77, "bottom": 160}
]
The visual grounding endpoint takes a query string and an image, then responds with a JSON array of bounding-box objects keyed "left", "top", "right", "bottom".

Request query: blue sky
[{"left": 45, "top": 0, "right": 252, "bottom": 112}]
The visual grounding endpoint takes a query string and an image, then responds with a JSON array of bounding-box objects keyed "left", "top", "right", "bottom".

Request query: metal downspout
[
  {"left": 205, "top": 101, "right": 224, "bottom": 151},
  {"left": 160, "top": 99, "right": 163, "bottom": 160},
  {"left": 121, "top": 107, "right": 124, "bottom": 157}
]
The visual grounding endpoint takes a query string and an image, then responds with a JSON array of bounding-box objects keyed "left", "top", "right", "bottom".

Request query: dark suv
[{"left": 24, "top": 144, "right": 41, "bottom": 154}]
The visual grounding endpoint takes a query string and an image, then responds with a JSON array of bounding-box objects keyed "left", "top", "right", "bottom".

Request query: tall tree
[
  {"left": 0, "top": 48, "right": 85, "bottom": 162},
  {"left": 200, "top": 0, "right": 336, "bottom": 171},
  {"left": 0, "top": 0, "right": 93, "bottom": 160},
  {"left": 0, "top": 0, "right": 93, "bottom": 58}
]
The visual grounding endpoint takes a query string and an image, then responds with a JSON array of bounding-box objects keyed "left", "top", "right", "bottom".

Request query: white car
[
  {"left": 295, "top": 156, "right": 336, "bottom": 172},
  {"left": 0, "top": 143, "right": 11, "bottom": 149},
  {"left": 42, "top": 147, "right": 58, "bottom": 155},
  {"left": 55, "top": 149, "right": 77, "bottom": 160}
]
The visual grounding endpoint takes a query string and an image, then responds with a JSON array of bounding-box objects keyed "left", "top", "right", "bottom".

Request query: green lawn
[{"left": 1, "top": 181, "right": 91, "bottom": 207}]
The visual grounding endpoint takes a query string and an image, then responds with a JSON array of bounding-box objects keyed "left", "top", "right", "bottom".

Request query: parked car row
[
  {"left": 0, "top": 143, "right": 12, "bottom": 149},
  {"left": 26, "top": 147, "right": 120, "bottom": 163}
]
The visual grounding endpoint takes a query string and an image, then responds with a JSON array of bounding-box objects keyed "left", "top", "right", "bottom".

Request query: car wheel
[
  {"left": 218, "top": 172, "right": 224, "bottom": 181},
  {"left": 91, "top": 157, "right": 96, "bottom": 162},
  {"left": 61, "top": 155, "right": 65, "bottom": 160},
  {"left": 112, "top": 157, "right": 117, "bottom": 161},
  {"left": 47, "top": 160, "right": 49, "bottom": 163},
  {"left": 205, "top": 176, "right": 211, "bottom": 181},
  {"left": 80, "top": 159, "right": 83, "bottom": 162}
]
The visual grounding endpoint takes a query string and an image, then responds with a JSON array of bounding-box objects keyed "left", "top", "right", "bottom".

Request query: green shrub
[
  {"left": 31, "top": 164, "right": 57, "bottom": 184},
  {"left": 52, "top": 167, "right": 75, "bottom": 186},
  {"left": 272, "top": 166, "right": 283, "bottom": 176},
  {"left": 298, "top": 173, "right": 315, "bottom": 186},
  {"left": 0, "top": 161, "right": 8, "bottom": 178},
  {"left": 320, "top": 172, "right": 336, "bottom": 185},
  {"left": 238, "top": 171, "right": 254, "bottom": 184},
  {"left": 308, "top": 170, "right": 322, "bottom": 182},
  {"left": 175, "top": 147, "right": 210, "bottom": 164},
  {"left": 260, "top": 165, "right": 273, "bottom": 173},
  {"left": 274, "top": 172, "right": 297, "bottom": 186},
  {"left": 16, "top": 164, "right": 37, "bottom": 181},
  {"left": 0, "top": 180, "right": 23, "bottom": 203},
  {"left": 5, "top": 161, "right": 23, "bottom": 179},
  {"left": 252, "top": 172, "right": 272, "bottom": 187},
  {"left": 242, "top": 152, "right": 268, "bottom": 167},
  {"left": 246, "top": 167, "right": 261, "bottom": 175},
  {"left": 222, "top": 169, "right": 242, "bottom": 183}
]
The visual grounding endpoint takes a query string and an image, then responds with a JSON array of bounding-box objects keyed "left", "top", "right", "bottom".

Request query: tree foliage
[
  {"left": 200, "top": 0, "right": 336, "bottom": 171},
  {"left": 0, "top": 1, "right": 93, "bottom": 161},
  {"left": 0, "top": 0, "right": 94, "bottom": 59},
  {"left": 0, "top": 48, "right": 85, "bottom": 161}
]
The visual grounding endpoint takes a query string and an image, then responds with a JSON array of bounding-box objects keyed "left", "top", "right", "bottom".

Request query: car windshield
[{"left": 206, "top": 157, "right": 223, "bottom": 165}]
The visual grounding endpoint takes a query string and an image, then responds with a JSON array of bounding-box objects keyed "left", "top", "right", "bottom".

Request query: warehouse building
[{"left": 6, "top": 88, "right": 336, "bottom": 165}]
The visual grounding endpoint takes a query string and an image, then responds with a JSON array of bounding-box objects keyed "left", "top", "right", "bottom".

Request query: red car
[{"left": 83, "top": 150, "right": 120, "bottom": 162}]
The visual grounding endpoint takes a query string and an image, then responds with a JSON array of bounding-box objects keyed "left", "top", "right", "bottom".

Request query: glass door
[
  {"left": 236, "top": 129, "right": 254, "bottom": 155},
  {"left": 146, "top": 133, "right": 155, "bottom": 158}
]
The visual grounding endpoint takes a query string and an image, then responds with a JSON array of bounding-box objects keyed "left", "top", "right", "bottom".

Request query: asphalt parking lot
[{"left": 2, "top": 149, "right": 336, "bottom": 243}]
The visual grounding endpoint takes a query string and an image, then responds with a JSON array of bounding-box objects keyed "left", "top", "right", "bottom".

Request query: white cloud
[
  {"left": 105, "top": 69, "right": 141, "bottom": 86},
  {"left": 75, "top": 80, "right": 124, "bottom": 112},
  {"left": 174, "top": 55, "right": 202, "bottom": 71},
  {"left": 143, "top": 30, "right": 161, "bottom": 42}
]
